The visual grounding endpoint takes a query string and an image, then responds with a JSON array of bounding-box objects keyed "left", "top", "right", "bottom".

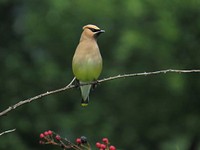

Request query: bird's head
[{"left": 81, "top": 24, "right": 105, "bottom": 40}]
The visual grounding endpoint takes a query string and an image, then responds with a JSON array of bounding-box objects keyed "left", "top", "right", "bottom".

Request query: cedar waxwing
[{"left": 72, "top": 24, "right": 105, "bottom": 106}]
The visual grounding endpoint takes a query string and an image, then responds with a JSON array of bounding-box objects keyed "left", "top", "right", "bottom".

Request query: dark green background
[{"left": 1, "top": 0, "right": 200, "bottom": 149}]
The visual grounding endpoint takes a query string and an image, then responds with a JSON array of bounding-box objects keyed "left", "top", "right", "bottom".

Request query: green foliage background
[{"left": 1, "top": 0, "right": 200, "bottom": 149}]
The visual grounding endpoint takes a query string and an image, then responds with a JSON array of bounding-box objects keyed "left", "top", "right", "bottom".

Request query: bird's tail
[
  {"left": 81, "top": 98, "right": 89, "bottom": 107},
  {"left": 80, "top": 82, "right": 91, "bottom": 107}
]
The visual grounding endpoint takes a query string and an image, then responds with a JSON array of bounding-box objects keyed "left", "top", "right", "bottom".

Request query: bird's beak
[
  {"left": 96, "top": 30, "right": 105, "bottom": 34},
  {"left": 94, "top": 29, "right": 105, "bottom": 38},
  {"left": 99, "top": 30, "right": 105, "bottom": 33},
  {"left": 95, "top": 30, "right": 105, "bottom": 37}
]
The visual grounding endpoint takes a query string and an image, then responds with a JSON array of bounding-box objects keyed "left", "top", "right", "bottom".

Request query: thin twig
[
  {"left": 0, "top": 129, "right": 16, "bottom": 136},
  {"left": 0, "top": 69, "right": 200, "bottom": 117},
  {"left": 98, "top": 69, "right": 200, "bottom": 82},
  {"left": 0, "top": 77, "right": 76, "bottom": 117}
]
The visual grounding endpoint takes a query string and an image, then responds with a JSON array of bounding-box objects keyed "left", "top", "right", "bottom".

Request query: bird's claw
[
  {"left": 73, "top": 78, "right": 80, "bottom": 88},
  {"left": 91, "top": 80, "right": 99, "bottom": 90}
]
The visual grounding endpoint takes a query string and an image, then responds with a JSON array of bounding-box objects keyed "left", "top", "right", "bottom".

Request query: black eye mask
[{"left": 89, "top": 28, "right": 100, "bottom": 32}]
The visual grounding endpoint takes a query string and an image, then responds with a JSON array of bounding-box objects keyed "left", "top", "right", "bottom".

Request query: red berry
[
  {"left": 102, "top": 138, "right": 109, "bottom": 144},
  {"left": 100, "top": 144, "right": 106, "bottom": 149},
  {"left": 76, "top": 138, "right": 81, "bottom": 144},
  {"left": 40, "top": 133, "right": 44, "bottom": 138},
  {"left": 109, "top": 145, "right": 116, "bottom": 150},
  {"left": 48, "top": 130, "right": 52, "bottom": 135},
  {"left": 55, "top": 135, "right": 61, "bottom": 141},
  {"left": 96, "top": 142, "right": 101, "bottom": 148},
  {"left": 44, "top": 131, "right": 49, "bottom": 136}
]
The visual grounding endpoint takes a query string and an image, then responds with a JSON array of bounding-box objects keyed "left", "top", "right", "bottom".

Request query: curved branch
[
  {"left": 98, "top": 69, "right": 200, "bottom": 82},
  {"left": 0, "top": 77, "right": 76, "bottom": 117},
  {"left": 0, "top": 129, "right": 16, "bottom": 136},
  {"left": 0, "top": 69, "right": 200, "bottom": 117}
]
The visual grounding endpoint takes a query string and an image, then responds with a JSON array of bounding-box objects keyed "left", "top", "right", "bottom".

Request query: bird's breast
[{"left": 72, "top": 42, "right": 103, "bottom": 82}]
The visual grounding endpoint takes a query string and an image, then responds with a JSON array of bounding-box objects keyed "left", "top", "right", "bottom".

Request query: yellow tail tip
[
  {"left": 81, "top": 98, "right": 89, "bottom": 107},
  {"left": 81, "top": 103, "right": 88, "bottom": 107}
]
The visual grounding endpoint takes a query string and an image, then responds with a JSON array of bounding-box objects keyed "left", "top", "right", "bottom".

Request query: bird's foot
[
  {"left": 91, "top": 80, "right": 99, "bottom": 91},
  {"left": 73, "top": 78, "right": 80, "bottom": 88}
]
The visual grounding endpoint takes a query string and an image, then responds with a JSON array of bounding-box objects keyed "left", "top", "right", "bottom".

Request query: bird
[{"left": 72, "top": 24, "right": 105, "bottom": 106}]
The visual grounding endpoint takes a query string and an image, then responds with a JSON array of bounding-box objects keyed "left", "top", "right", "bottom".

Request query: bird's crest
[{"left": 83, "top": 24, "right": 100, "bottom": 31}]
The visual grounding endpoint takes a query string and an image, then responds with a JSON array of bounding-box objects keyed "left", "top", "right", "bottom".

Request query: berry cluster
[
  {"left": 96, "top": 138, "right": 116, "bottom": 150},
  {"left": 39, "top": 130, "right": 90, "bottom": 150},
  {"left": 39, "top": 130, "right": 63, "bottom": 146},
  {"left": 76, "top": 136, "right": 88, "bottom": 145},
  {"left": 39, "top": 130, "right": 117, "bottom": 150}
]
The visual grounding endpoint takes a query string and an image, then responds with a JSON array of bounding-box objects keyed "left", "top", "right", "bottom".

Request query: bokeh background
[{"left": 1, "top": 0, "right": 200, "bottom": 149}]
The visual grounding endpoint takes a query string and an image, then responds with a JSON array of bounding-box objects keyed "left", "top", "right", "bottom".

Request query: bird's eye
[{"left": 89, "top": 28, "right": 100, "bottom": 32}]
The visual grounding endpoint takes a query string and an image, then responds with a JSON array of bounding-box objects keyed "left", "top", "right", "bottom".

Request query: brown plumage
[{"left": 72, "top": 24, "right": 105, "bottom": 106}]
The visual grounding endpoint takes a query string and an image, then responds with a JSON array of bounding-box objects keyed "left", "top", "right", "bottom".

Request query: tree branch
[
  {"left": 98, "top": 69, "right": 200, "bottom": 82},
  {"left": 0, "top": 77, "right": 76, "bottom": 117},
  {"left": 0, "top": 69, "right": 200, "bottom": 117},
  {"left": 0, "top": 129, "right": 16, "bottom": 136}
]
